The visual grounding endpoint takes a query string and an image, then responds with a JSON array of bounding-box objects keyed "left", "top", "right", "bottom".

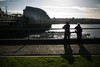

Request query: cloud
[
  {"left": 71, "top": 6, "right": 99, "bottom": 13},
  {"left": 0, "top": 0, "right": 6, "bottom": 1},
  {"left": 40, "top": 6, "right": 100, "bottom": 18},
  {"left": 96, "top": 4, "right": 100, "bottom": 7},
  {"left": 6, "top": 5, "right": 100, "bottom": 18},
  {"left": 42, "top": 6, "right": 98, "bottom": 11},
  {"left": 46, "top": 10, "right": 87, "bottom": 18},
  {"left": 41, "top": 6, "right": 99, "bottom": 14}
]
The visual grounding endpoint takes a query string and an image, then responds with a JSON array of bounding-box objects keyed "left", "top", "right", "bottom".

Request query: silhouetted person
[
  {"left": 75, "top": 23, "right": 92, "bottom": 62},
  {"left": 63, "top": 22, "right": 70, "bottom": 40},
  {"left": 62, "top": 22, "right": 74, "bottom": 64},
  {"left": 75, "top": 23, "right": 82, "bottom": 43}
]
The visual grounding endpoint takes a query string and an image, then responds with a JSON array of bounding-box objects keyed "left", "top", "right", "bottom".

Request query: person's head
[
  {"left": 66, "top": 22, "right": 69, "bottom": 25},
  {"left": 77, "top": 23, "right": 80, "bottom": 26}
]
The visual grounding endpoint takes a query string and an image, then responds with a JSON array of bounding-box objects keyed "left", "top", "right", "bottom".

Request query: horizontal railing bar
[{"left": 0, "top": 28, "right": 100, "bottom": 30}]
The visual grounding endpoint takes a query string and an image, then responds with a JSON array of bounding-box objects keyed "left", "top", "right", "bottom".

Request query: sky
[{"left": 0, "top": 0, "right": 100, "bottom": 18}]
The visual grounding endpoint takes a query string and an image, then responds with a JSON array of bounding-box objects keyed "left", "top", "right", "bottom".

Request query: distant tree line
[
  {"left": 70, "top": 18, "right": 100, "bottom": 24},
  {"left": 52, "top": 18, "right": 100, "bottom": 24}
]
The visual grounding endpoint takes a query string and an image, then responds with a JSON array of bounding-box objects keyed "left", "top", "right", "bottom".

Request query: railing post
[{"left": 27, "top": 30, "right": 30, "bottom": 40}]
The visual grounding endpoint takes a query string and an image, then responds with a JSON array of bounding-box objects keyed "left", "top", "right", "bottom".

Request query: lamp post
[{"left": 5, "top": 6, "right": 8, "bottom": 15}]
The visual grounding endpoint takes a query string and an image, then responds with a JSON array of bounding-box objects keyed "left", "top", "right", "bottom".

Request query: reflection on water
[
  {"left": 30, "top": 24, "right": 100, "bottom": 39},
  {"left": 52, "top": 24, "right": 100, "bottom": 38},
  {"left": 52, "top": 24, "right": 77, "bottom": 28},
  {"left": 52, "top": 24, "right": 100, "bottom": 28}
]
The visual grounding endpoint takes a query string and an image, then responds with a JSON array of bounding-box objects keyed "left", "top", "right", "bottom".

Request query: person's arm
[
  {"left": 75, "top": 26, "right": 77, "bottom": 32},
  {"left": 63, "top": 25, "right": 66, "bottom": 29}
]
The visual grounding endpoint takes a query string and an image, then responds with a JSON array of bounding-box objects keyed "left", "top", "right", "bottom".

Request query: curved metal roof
[{"left": 23, "top": 6, "right": 51, "bottom": 24}]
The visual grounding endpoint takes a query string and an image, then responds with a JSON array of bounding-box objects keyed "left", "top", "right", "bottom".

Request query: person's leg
[
  {"left": 68, "top": 33, "right": 70, "bottom": 40},
  {"left": 78, "top": 33, "right": 82, "bottom": 43},
  {"left": 64, "top": 33, "right": 67, "bottom": 40}
]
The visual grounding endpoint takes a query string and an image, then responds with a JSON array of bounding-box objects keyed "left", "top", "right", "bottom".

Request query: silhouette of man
[
  {"left": 63, "top": 22, "right": 70, "bottom": 40},
  {"left": 75, "top": 23, "right": 82, "bottom": 42}
]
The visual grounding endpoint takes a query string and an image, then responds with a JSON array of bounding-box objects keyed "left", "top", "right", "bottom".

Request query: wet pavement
[{"left": 0, "top": 44, "right": 100, "bottom": 56}]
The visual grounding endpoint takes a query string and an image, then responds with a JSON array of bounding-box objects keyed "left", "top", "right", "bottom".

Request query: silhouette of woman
[{"left": 63, "top": 22, "right": 70, "bottom": 40}]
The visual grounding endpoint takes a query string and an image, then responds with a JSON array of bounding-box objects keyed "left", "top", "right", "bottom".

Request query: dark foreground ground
[
  {"left": 0, "top": 39, "right": 100, "bottom": 56},
  {"left": 0, "top": 38, "right": 100, "bottom": 45},
  {"left": 0, "top": 39, "right": 100, "bottom": 67}
]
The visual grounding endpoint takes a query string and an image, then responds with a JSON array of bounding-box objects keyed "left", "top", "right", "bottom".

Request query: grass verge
[{"left": 0, "top": 56, "right": 100, "bottom": 67}]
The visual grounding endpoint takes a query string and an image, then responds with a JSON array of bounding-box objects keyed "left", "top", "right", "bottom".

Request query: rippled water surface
[{"left": 50, "top": 24, "right": 100, "bottom": 38}]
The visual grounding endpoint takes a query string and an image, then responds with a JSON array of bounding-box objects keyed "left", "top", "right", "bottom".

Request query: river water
[{"left": 50, "top": 24, "right": 100, "bottom": 38}]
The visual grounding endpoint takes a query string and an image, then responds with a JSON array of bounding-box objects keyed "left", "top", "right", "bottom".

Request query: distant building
[
  {"left": 0, "top": 8, "right": 4, "bottom": 14},
  {"left": 0, "top": 7, "right": 19, "bottom": 21},
  {"left": 11, "top": 13, "right": 22, "bottom": 17},
  {"left": 23, "top": 6, "right": 51, "bottom": 29},
  {"left": 0, "top": 7, "right": 5, "bottom": 21},
  {"left": 23, "top": 6, "right": 51, "bottom": 24}
]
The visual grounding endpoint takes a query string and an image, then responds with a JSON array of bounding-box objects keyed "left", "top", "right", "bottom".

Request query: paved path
[{"left": 0, "top": 44, "right": 100, "bottom": 56}]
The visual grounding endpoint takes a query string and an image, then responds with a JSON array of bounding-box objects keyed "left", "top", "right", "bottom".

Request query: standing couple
[{"left": 63, "top": 22, "right": 82, "bottom": 42}]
